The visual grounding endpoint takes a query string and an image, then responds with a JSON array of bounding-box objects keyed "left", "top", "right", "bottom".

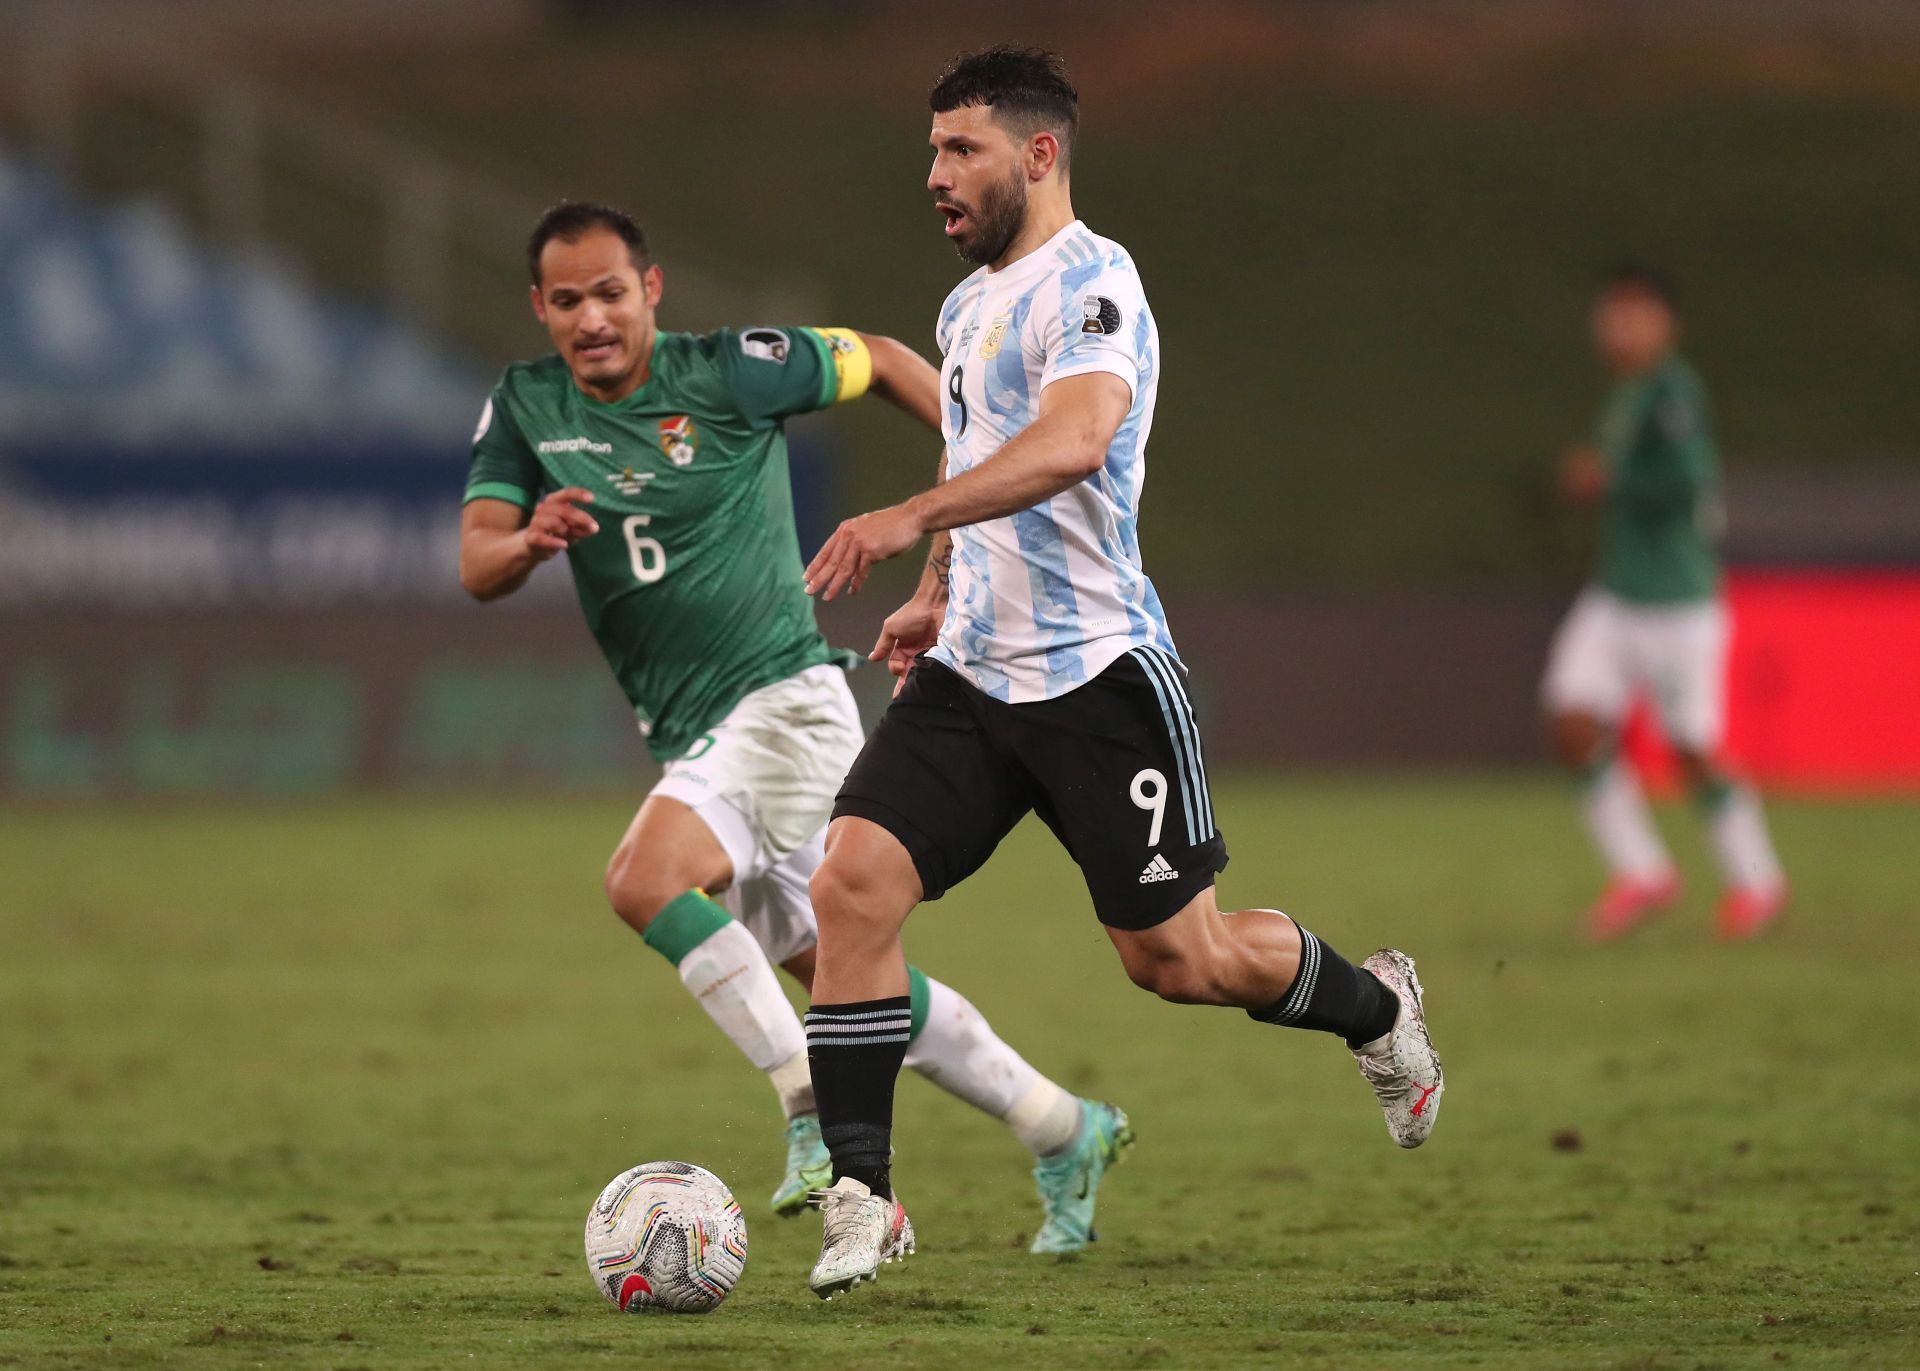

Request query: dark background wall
[
  {"left": 199, "top": 4, "right": 1920, "bottom": 580},
  {"left": 18, "top": 2, "right": 1917, "bottom": 595},
  {"left": 1, "top": 1, "right": 1915, "bottom": 794}
]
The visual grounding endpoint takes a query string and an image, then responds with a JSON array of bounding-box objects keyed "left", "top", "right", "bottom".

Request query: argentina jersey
[{"left": 928, "top": 219, "right": 1176, "bottom": 702}]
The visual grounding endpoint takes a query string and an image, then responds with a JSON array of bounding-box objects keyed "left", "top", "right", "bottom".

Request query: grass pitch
[{"left": 4, "top": 777, "right": 1917, "bottom": 1369}]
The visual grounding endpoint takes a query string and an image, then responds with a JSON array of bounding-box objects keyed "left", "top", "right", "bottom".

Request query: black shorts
[{"left": 833, "top": 648, "right": 1229, "bottom": 930}]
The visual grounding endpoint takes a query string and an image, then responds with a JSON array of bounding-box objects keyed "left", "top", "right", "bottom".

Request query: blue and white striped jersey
[{"left": 928, "top": 219, "right": 1177, "bottom": 702}]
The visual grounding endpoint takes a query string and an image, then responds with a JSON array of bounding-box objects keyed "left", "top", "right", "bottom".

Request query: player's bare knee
[
  {"left": 807, "top": 858, "right": 866, "bottom": 927},
  {"left": 1673, "top": 748, "right": 1719, "bottom": 794},
  {"left": 1543, "top": 716, "right": 1570, "bottom": 767},
  {"left": 1122, "top": 948, "right": 1222, "bottom": 1006},
  {"left": 603, "top": 873, "right": 662, "bottom": 932},
  {"left": 603, "top": 847, "right": 676, "bottom": 932},
  {"left": 1545, "top": 713, "right": 1577, "bottom": 766},
  {"left": 1549, "top": 711, "right": 1605, "bottom": 769},
  {"left": 1136, "top": 963, "right": 1215, "bottom": 1006},
  {"left": 810, "top": 858, "right": 906, "bottom": 947}
]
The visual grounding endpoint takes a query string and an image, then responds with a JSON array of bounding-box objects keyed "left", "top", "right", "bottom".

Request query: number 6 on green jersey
[{"left": 623, "top": 515, "right": 666, "bottom": 583}]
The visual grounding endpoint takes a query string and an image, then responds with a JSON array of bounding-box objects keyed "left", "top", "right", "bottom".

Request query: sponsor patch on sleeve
[
  {"left": 1081, "top": 295, "right": 1122, "bottom": 336},
  {"left": 740, "top": 328, "right": 790, "bottom": 364},
  {"left": 473, "top": 397, "right": 494, "bottom": 443}
]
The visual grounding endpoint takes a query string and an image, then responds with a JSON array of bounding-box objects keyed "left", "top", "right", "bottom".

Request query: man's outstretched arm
[
  {"left": 805, "top": 372, "right": 1128, "bottom": 601},
  {"left": 459, "top": 488, "right": 599, "bottom": 601},
  {"left": 867, "top": 454, "right": 954, "bottom": 690},
  {"left": 855, "top": 331, "right": 943, "bottom": 433}
]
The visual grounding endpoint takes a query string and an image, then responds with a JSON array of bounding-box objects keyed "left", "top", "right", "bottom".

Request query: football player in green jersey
[
  {"left": 459, "top": 202, "right": 1128, "bottom": 1250},
  {"left": 1543, "top": 263, "right": 1786, "bottom": 941}
]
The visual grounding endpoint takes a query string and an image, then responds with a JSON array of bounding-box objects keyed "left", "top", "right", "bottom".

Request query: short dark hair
[
  {"left": 929, "top": 45, "right": 1079, "bottom": 171},
  {"left": 1598, "top": 260, "right": 1679, "bottom": 309},
  {"left": 527, "top": 201, "right": 650, "bottom": 285}
]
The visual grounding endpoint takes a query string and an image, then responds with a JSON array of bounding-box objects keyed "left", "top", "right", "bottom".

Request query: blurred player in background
[
  {"left": 1544, "top": 263, "right": 1786, "bottom": 941},
  {"left": 793, "top": 46, "right": 1444, "bottom": 1299},
  {"left": 458, "top": 201, "right": 1128, "bottom": 1251}
]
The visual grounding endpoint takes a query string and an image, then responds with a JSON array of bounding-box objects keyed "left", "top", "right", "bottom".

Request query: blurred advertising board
[
  {"left": 5, "top": 576, "right": 1915, "bottom": 800},
  {"left": 1627, "top": 572, "right": 1920, "bottom": 792}
]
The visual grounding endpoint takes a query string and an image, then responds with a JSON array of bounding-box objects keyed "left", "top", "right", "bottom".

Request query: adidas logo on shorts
[{"left": 1138, "top": 853, "right": 1179, "bottom": 884}]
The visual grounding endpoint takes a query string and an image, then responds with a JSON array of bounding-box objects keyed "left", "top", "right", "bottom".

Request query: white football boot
[
  {"left": 806, "top": 1176, "right": 914, "bottom": 1300},
  {"left": 1352, "top": 949, "right": 1444, "bottom": 1148}
]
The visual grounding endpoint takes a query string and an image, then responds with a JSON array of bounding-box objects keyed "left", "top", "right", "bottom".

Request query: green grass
[{"left": 3, "top": 777, "right": 1917, "bottom": 1369}]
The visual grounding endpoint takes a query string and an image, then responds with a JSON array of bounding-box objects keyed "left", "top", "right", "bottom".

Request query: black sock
[
  {"left": 1247, "top": 925, "right": 1400, "bottom": 1049},
  {"left": 805, "top": 996, "right": 912, "bottom": 1200}
]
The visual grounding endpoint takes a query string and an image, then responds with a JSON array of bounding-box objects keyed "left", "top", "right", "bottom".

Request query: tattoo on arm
[{"left": 919, "top": 453, "right": 953, "bottom": 597}]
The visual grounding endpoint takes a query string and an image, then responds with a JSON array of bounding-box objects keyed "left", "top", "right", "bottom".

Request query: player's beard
[
  {"left": 570, "top": 321, "right": 651, "bottom": 398},
  {"left": 952, "top": 166, "right": 1028, "bottom": 267}
]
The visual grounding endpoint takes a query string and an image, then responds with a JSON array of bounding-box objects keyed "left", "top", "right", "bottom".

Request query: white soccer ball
[{"left": 584, "top": 1161, "right": 748, "bottom": 1314}]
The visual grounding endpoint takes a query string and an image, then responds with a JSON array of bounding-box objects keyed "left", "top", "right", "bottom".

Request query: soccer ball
[{"left": 584, "top": 1161, "right": 748, "bottom": 1314}]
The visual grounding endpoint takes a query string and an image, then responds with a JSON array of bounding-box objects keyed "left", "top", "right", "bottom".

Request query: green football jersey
[
  {"left": 1592, "top": 352, "right": 1723, "bottom": 604},
  {"left": 465, "top": 325, "right": 873, "bottom": 760}
]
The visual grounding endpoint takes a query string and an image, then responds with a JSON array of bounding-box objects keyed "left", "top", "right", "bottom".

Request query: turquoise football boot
[
  {"left": 1029, "top": 1099, "right": 1134, "bottom": 1253},
  {"left": 771, "top": 1114, "right": 834, "bottom": 1217}
]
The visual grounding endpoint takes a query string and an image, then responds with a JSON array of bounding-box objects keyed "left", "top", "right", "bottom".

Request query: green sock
[
  {"left": 1693, "top": 772, "right": 1735, "bottom": 811},
  {"left": 640, "top": 889, "right": 733, "bottom": 966},
  {"left": 906, "top": 964, "right": 930, "bottom": 1043}
]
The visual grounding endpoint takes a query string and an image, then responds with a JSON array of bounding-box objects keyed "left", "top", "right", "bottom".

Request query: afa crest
[
  {"left": 979, "top": 312, "right": 1013, "bottom": 360},
  {"left": 658, "top": 415, "right": 699, "bottom": 467}
]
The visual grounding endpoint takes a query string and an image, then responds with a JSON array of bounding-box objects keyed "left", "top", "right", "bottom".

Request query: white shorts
[
  {"left": 650, "top": 664, "right": 863, "bottom": 966},
  {"left": 1541, "top": 586, "right": 1728, "bottom": 752}
]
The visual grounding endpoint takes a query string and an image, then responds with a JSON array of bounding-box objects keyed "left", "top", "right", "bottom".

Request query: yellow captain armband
[{"left": 811, "top": 327, "right": 873, "bottom": 405}]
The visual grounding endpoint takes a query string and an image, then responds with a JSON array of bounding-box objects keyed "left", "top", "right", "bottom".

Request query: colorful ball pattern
[{"left": 584, "top": 1161, "right": 749, "bottom": 1314}]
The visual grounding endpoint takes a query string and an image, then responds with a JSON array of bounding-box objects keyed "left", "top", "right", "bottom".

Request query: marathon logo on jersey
[
  {"left": 1138, "top": 853, "right": 1179, "bottom": 884},
  {"left": 473, "top": 397, "right": 494, "bottom": 443},
  {"left": 658, "top": 416, "right": 699, "bottom": 467},
  {"left": 1082, "top": 295, "right": 1122, "bottom": 336},
  {"left": 740, "top": 328, "right": 789, "bottom": 364},
  {"left": 537, "top": 436, "right": 614, "bottom": 455}
]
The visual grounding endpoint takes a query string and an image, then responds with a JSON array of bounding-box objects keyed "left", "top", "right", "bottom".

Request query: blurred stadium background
[
  {"left": 5, "top": 5, "right": 1920, "bottom": 1367},
  {"left": 3, "top": 0, "right": 1916, "bottom": 797}
]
